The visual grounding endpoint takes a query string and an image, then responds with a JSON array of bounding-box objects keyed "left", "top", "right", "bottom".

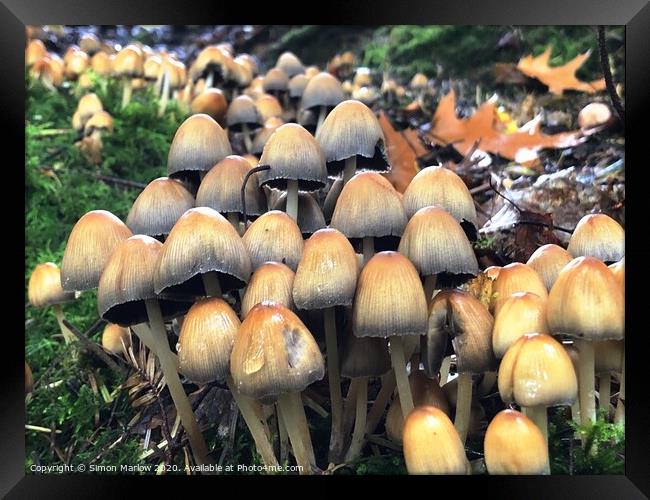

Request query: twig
[
  {"left": 95, "top": 174, "right": 147, "bottom": 189},
  {"left": 365, "top": 434, "right": 402, "bottom": 452},
  {"left": 62, "top": 319, "right": 128, "bottom": 376},
  {"left": 596, "top": 26, "right": 625, "bottom": 125}
]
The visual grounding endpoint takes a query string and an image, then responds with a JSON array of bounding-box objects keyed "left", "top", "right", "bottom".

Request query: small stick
[
  {"left": 62, "top": 320, "right": 126, "bottom": 376},
  {"left": 344, "top": 376, "right": 369, "bottom": 461},
  {"left": 596, "top": 26, "right": 625, "bottom": 125},
  {"left": 365, "top": 370, "right": 397, "bottom": 436}
]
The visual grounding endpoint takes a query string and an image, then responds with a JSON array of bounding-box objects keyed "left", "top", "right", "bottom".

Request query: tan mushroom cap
[
  {"left": 143, "top": 55, "right": 161, "bottom": 80},
  {"left": 98, "top": 235, "right": 190, "bottom": 326},
  {"left": 91, "top": 51, "right": 113, "bottom": 75},
  {"left": 226, "top": 95, "right": 262, "bottom": 130},
  {"left": 398, "top": 206, "right": 479, "bottom": 278},
  {"left": 242, "top": 210, "right": 304, "bottom": 271},
  {"left": 257, "top": 123, "right": 327, "bottom": 191},
  {"left": 491, "top": 262, "right": 548, "bottom": 314},
  {"left": 154, "top": 207, "right": 252, "bottom": 299},
  {"left": 230, "top": 301, "right": 325, "bottom": 403},
  {"left": 276, "top": 52, "right": 305, "bottom": 78},
  {"left": 352, "top": 251, "right": 428, "bottom": 339},
  {"left": 498, "top": 333, "right": 578, "bottom": 407},
  {"left": 65, "top": 50, "right": 89, "bottom": 78},
  {"left": 304, "top": 66, "right": 320, "bottom": 79},
  {"left": 26, "top": 39, "right": 47, "bottom": 66},
  {"left": 315, "top": 99, "right": 389, "bottom": 174},
  {"left": 547, "top": 256, "right": 624, "bottom": 341},
  {"left": 77, "top": 93, "right": 103, "bottom": 120},
  {"left": 403, "top": 406, "right": 470, "bottom": 475},
  {"left": 567, "top": 213, "right": 624, "bottom": 263},
  {"left": 263, "top": 67, "right": 290, "bottom": 92},
  {"left": 84, "top": 111, "right": 113, "bottom": 135},
  {"left": 526, "top": 244, "right": 573, "bottom": 291},
  {"left": 251, "top": 117, "right": 284, "bottom": 155},
  {"left": 288, "top": 74, "right": 310, "bottom": 99},
  {"left": 177, "top": 298, "right": 240, "bottom": 384},
  {"left": 113, "top": 44, "right": 144, "bottom": 77},
  {"left": 25, "top": 362, "right": 33, "bottom": 394},
  {"left": 190, "top": 88, "right": 228, "bottom": 125},
  {"left": 126, "top": 177, "right": 194, "bottom": 238},
  {"left": 339, "top": 327, "right": 390, "bottom": 378},
  {"left": 578, "top": 102, "right": 613, "bottom": 130},
  {"left": 102, "top": 323, "right": 131, "bottom": 355},
  {"left": 484, "top": 409, "right": 549, "bottom": 475},
  {"left": 300, "top": 72, "right": 345, "bottom": 111},
  {"left": 331, "top": 171, "right": 407, "bottom": 240},
  {"left": 410, "top": 73, "right": 429, "bottom": 89},
  {"left": 255, "top": 94, "right": 283, "bottom": 122},
  {"left": 386, "top": 371, "right": 451, "bottom": 443},
  {"left": 79, "top": 33, "right": 101, "bottom": 54},
  {"left": 608, "top": 257, "right": 624, "bottom": 291},
  {"left": 61, "top": 210, "right": 133, "bottom": 292},
  {"left": 402, "top": 166, "right": 478, "bottom": 226},
  {"left": 293, "top": 228, "right": 359, "bottom": 310},
  {"left": 271, "top": 192, "right": 326, "bottom": 236},
  {"left": 240, "top": 262, "right": 295, "bottom": 319},
  {"left": 492, "top": 292, "right": 548, "bottom": 358},
  {"left": 28, "top": 262, "right": 77, "bottom": 308},
  {"left": 594, "top": 339, "right": 624, "bottom": 373},
  {"left": 167, "top": 113, "right": 232, "bottom": 179}
]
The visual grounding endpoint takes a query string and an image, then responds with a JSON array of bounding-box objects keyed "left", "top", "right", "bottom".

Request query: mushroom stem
[
  {"left": 286, "top": 180, "right": 299, "bottom": 222},
  {"left": 365, "top": 370, "right": 397, "bottom": 435},
  {"left": 477, "top": 371, "right": 497, "bottom": 397},
  {"left": 598, "top": 372, "right": 611, "bottom": 418},
  {"left": 241, "top": 123, "right": 253, "bottom": 154},
  {"left": 277, "top": 391, "right": 315, "bottom": 474},
  {"left": 343, "top": 156, "right": 357, "bottom": 185},
  {"left": 390, "top": 336, "right": 414, "bottom": 418},
  {"left": 277, "top": 406, "right": 289, "bottom": 462},
  {"left": 205, "top": 71, "right": 214, "bottom": 90},
  {"left": 362, "top": 237, "right": 375, "bottom": 265},
  {"left": 316, "top": 105, "right": 327, "bottom": 135},
  {"left": 576, "top": 339, "right": 596, "bottom": 426},
  {"left": 52, "top": 304, "right": 74, "bottom": 344},
  {"left": 525, "top": 405, "right": 550, "bottom": 474},
  {"left": 423, "top": 275, "right": 438, "bottom": 305},
  {"left": 202, "top": 272, "right": 222, "bottom": 298},
  {"left": 226, "top": 212, "right": 241, "bottom": 235},
  {"left": 144, "top": 299, "right": 211, "bottom": 467},
  {"left": 614, "top": 354, "right": 625, "bottom": 424},
  {"left": 344, "top": 376, "right": 368, "bottom": 462},
  {"left": 121, "top": 78, "right": 133, "bottom": 109},
  {"left": 131, "top": 324, "right": 163, "bottom": 360},
  {"left": 439, "top": 356, "right": 452, "bottom": 384},
  {"left": 158, "top": 70, "right": 170, "bottom": 117},
  {"left": 226, "top": 376, "right": 279, "bottom": 468},
  {"left": 341, "top": 378, "right": 361, "bottom": 442},
  {"left": 454, "top": 372, "right": 473, "bottom": 444},
  {"left": 324, "top": 307, "right": 345, "bottom": 463}
]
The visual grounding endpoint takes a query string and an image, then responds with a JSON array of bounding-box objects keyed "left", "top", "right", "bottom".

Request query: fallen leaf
[
  {"left": 516, "top": 46, "right": 606, "bottom": 95},
  {"left": 378, "top": 111, "right": 423, "bottom": 193},
  {"left": 426, "top": 90, "right": 585, "bottom": 167}
]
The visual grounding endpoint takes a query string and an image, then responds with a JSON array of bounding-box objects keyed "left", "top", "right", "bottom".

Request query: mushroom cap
[
  {"left": 177, "top": 298, "right": 240, "bottom": 384},
  {"left": 304, "top": 66, "right": 320, "bottom": 79},
  {"left": 271, "top": 192, "right": 326, "bottom": 237},
  {"left": 226, "top": 95, "right": 262, "bottom": 130},
  {"left": 263, "top": 67, "right": 290, "bottom": 92},
  {"left": 143, "top": 55, "right": 161, "bottom": 80},
  {"left": 410, "top": 73, "right": 429, "bottom": 89},
  {"left": 403, "top": 406, "right": 470, "bottom": 475},
  {"left": 126, "top": 177, "right": 195, "bottom": 238},
  {"left": 230, "top": 301, "right": 324, "bottom": 402},
  {"left": 315, "top": 100, "right": 389, "bottom": 174},
  {"left": 77, "top": 93, "right": 103, "bottom": 120},
  {"left": 288, "top": 74, "right": 310, "bottom": 99},
  {"left": 526, "top": 244, "right": 573, "bottom": 291},
  {"left": 484, "top": 409, "right": 549, "bottom": 475},
  {"left": 25, "top": 362, "right": 33, "bottom": 394},
  {"left": 251, "top": 117, "right": 284, "bottom": 154},
  {"left": 240, "top": 262, "right": 295, "bottom": 319},
  {"left": 578, "top": 102, "right": 613, "bottom": 130},
  {"left": 91, "top": 51, "right": 112, "bottom": 75},
  {"left": 491, "top": 262, "right": 548, "bottom": 314},
  {"left": 498, "top": 333, "right": 578, "bottom": 407},
  {"left": 167, "top": 114, "right": 232, "bottom": 179},
  {"left": 547, "top": 256, "right": 624, "bottom": 341},
  {"left": 28, "top": 262, "right": 76, "bottom": 308},
  {"left": 255, "top": 94, "right": 283, "bottom": 122},
  {"left": 193, "top": 45, "right": 230, "bottom": 79},
  {"left": 26, "top": 39, "right": 47, "bottom": 66},
  {"left": 330, "top": 171, "right": 407, "bottom": 241},
  {"left": 154, "top": 207, "right": 252, "bottom": 299},
  {"left": 426, "top": 289, "right": 495, "bottom": 374},
  {"left": 84, "top": 111, "right": 114, "bottom": 135},
  {"left": 386, "top": 370, "right": 450, "bottom": 443},
  {"left": 98, "top": 235, "right": 190, "bottom": 326},
  {"left": 195, "top": 155, "right": 267, "bottom": 217},
  {"left": 594, "top": 339, "right": 624, "bottom": 373},
  {"left": 567, "top": 213, "right": 624, "bottom": 263},
  {"left": 293, "top": 228, "right": 359, "bottom": 310},
  {"left": 276, "top": 52, "right": 305, "bottom": 78},
  {"left": 300, "top": 72, "right": 345, "bottom": 111},
  {"left": 257, "top": 123, "right": 327, "bottom": 191},
  {"left": 608, "top": 257, "right": 625, "bottom": 294},
  {"left": 113, "top": 44, "right": 143, "bottom": 76},
  {"left": 61, "top": 210, "right": 133, "bottom": 292},
  {"left": 101, "top": 323, "right": 131, "bottom": 355},
  {"left": 353, "top": 69, "right": 372, "bottom": 88},
  {"left": 352, "top": 251, "right": 428, "bottom": 338},
  {"left": 402, "top": 166, "right": 478, "bottom": 226},
  {"left": 79, "top": 33, "right": 101, "bottom": 54},
  {"left": 65, "top": 50, "right": 89, "bottom": 77},
  {"left": 398, "top": 206, "right": 479, "bottom": 279},
  {"left": 190, "top": 88, "right": 228, "bottom": 125},
  {"left": 339, "top": 327, "right": 391, "bottom": 378},
  {"left": 242, "top": 210, "right": 304, "bottom": 271},
  {"left": 492, "top": 292, "right": 548, "bottom": 358}
]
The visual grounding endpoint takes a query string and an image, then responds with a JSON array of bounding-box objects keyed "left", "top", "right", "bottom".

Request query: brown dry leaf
[
  {"left": 517, "top": 46, "right": 606, "bottom": 95},
  {"left": 378, "top": 111, "right": 422, "bottom": 193},
  {"left": 426, "top": 90, "right": 585, "bottom": 167}
]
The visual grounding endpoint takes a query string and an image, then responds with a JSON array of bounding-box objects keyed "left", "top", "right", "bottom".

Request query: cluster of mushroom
[{"left": 27, "top": 44, "right": 625, "bottom": 475}]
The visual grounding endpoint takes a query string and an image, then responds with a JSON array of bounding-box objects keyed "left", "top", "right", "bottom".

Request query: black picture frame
[{"left": 8, "top": 0, "right": 649, "bottom": 497}]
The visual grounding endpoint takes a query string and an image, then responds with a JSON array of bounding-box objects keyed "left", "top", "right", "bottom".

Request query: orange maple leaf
[
  {"left": 517, "top": 46, "right": 606, "bottom": 95},
  {"left": 426, "top": 90, "right": 585, "bottom": 165},
  {"left": 378, "top": 111, "right": 422, "bottom": 193}
]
